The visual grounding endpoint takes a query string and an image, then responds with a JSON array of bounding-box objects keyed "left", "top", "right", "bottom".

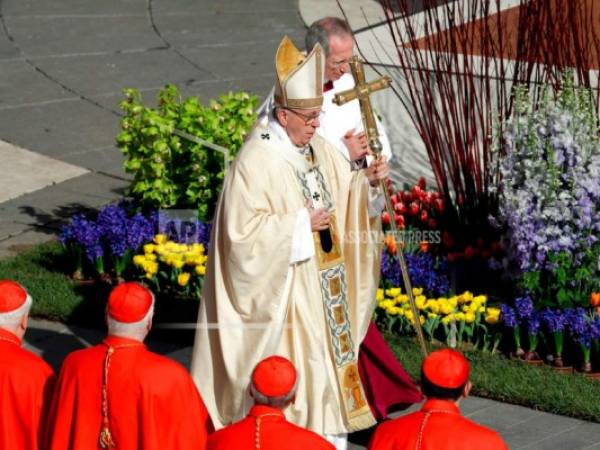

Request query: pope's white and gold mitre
[{"left": 274, "top": 36, "right": 324, "bottom": 110}]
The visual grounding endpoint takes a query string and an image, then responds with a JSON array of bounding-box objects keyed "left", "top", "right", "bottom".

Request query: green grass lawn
[
  {"left": 2, "top": 243, "right": 600, "bottom": 422},
  {"left": 388, "top": 334, "right": 600, "bottom": 422},
  {"left": 0, "top": 242, "right": 107, "bottom": 324}
]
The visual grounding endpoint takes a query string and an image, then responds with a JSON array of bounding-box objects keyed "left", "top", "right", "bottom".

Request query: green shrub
[{"left": 117, "top": 84, "right": 258, "bottom": 220}]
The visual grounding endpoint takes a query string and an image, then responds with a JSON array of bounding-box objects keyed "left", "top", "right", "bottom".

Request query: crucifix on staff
[{"left": 334, "top": 56, "right": 428, "bottom": 357}]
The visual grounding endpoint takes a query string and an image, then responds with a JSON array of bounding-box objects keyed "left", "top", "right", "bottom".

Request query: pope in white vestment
[{"left": 190, "top": 37, "right": 386, "bottom": 439}]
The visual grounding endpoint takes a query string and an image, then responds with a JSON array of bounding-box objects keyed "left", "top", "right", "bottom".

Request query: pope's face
[
  {"left": 280, "top": 107, "right": 322, "bottom": 148},
  {"left": 325, "top": 35, "right": 354, "bottom": 81}
]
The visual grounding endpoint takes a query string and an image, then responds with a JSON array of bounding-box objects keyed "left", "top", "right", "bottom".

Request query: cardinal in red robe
[
  {"left": 45, "top": 282, "right": 212, "bottom": 450},
  {"left": 368, "top": 349, "right": 508, "bottom": 450},
  {"left": 0, "top": 280, "right": 55, "bottom": 450},
  {"left": 208, "top": 356, "right": 335, "bottom": 450}
]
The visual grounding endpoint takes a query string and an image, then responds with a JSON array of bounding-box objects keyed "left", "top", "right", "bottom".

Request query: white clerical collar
[
  {"left": 268, "top": 114, "right": 311, "bottom": 155},
  {"left": 263, "top": 115, "right": 311, "bottom": 172}
]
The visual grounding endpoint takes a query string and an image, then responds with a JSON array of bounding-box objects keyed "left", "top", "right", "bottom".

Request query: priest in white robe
[{"left": 190, "top": 37, "right": 389, "bottom": 449}]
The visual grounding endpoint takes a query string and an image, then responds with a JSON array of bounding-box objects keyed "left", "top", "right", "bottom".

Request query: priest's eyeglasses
[
  {"left": 331, "top": 58, "right": 351, "bottom": 69},
  {"left": 284, "top": 108, "right": 325, "bottom": 125}
]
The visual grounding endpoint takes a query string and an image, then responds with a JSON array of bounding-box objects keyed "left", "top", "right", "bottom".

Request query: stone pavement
[
  {"left": 1, "top": 0, "right": 599, "bottom": 448},
  {"left": 26, "top": 318, "right": 600, "bottom": 450}
]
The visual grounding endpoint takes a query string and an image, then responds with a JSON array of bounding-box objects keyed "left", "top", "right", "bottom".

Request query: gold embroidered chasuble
[{"left": 190, "top": 122, "right": 382, "bottom": 435}]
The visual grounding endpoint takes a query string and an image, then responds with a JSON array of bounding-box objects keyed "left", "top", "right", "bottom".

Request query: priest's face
[
  {"left": 326, "top": 34, "right": 354, "bottom": 81},
  {"left": 278, "top": 107, "right": 322, "bottom": 147}
]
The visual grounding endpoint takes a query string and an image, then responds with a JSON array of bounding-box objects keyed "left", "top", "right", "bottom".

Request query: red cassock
[
  {"left": 45, "top": 335, "right": 212, "bottom": 450},
  {"left": 207, "top": 405, "right": 336, "bottom": 450},
  {"left": 368, "top": 399, "right": 508, "bottom": 450},
  {"left": 0, "top": 328, "right": 55, "bottom": 450}
]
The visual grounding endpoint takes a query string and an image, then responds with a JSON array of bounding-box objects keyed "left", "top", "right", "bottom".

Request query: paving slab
[
  {"left": 1, "top": 0, "right": 147, "bottom": 17},
  {"left": 0, "top": 99, "right": 119, "bottom": 158},
  {"left": 0, "top": 139, "right": 88, "bottom": 203},
  {"left": 150, "top": 0, "right": 298, "bottom": 15},
  {"left": 151, "top": 9, "right": 305, "bottom": 49},
  {"left": 59, "top": 145, "right": 129, "bottom": 179},
  {"left": 0, "top": 172, "right": 128, "bottom": 228},
  {"left": 31, "top": 49, "right": 216, "bottom": 98},
  {"left": 0, "top": 59, "right": 73, "bottom": 108},
  {"left": 3, "top": 14, "right": 164, "bottom": 58}
]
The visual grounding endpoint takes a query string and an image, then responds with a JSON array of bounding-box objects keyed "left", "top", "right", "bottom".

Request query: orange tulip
[
  {"left": 384, "top": 234, "right": 397, "bottom": 255},
  {"left": 590, "top": 292, "right": 600, "bottom": 307}
]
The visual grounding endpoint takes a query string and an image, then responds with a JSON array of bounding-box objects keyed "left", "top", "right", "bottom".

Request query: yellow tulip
[
  {"left": 195, "top": 265, "right": 206, "bottom": 276},
  {"left": 172, "top": 260, "right": 184, "bottom": 270},
  {"left": 412, "top": 287, "right": 423, "bottom": 296},
  {"left": 133, "top": 255, "right": 146, "bottom": 266},
  {"left": 143, "top": 261, "right": 158, "bottom": 275},
  {"left": 425, "top": 300, "right": 440, "bottom": 314},
  {"left": 441, "top": 315, "right": 452, "bottom": 325},
  {"left": 376, "top": 289, "right": 384, "bottom": 302},
  {"left": 454, "top": 312, "right": 466, "bottom": 322},
  {"left": 462, "top": 291, "right": 474, "bottom": 301},
  {"left": 146, "top": 254, "right": 157, "bottom": 261},
  {"left": 420, "top": 315, "right": 426, "bottom": 325},
  {"left": 145, "top": 272, "right": 154, "bottom": 279},
  {"left": 143, "top": 243, "right": 156, "bottom": 254},
  {"left": 154, "top": 234, "right": 167, "bottom": 245},
  {"left": 385, "top": 288, "right": 401, "bottom": 297},
  {"left": 380, "top": 300, "right": 395, "bottom": 309},
  {"left": 485, "top": 307, "right": 501, "bottom": 325},
  {"left": 415, "top": 295, "right": 427, "bottom": 309},
  {"left": 191, "top": 243, "right": 205, "bottom": 254},
  {"left": 465, "top": 312, "right": 476, "bottom": 323},
  {"left": 396, "top": 295, "right": 409, "bottom": 304},
  {"left": 473, "top": 295, "right": 487, "bottom": 304},
  {"left": 427, "top": 312, "right": 438, "bottom": 319},
  {"left": 386, "top": 306, "right": 400, "bottom": 315},
  {"left": 439, "top": 301, "right": 455, "bottom": 315},
  {"left": 448, "top": 297, "right": 458, "bottom": 308},
  {"left": 177, "top": 272, "right": 191, "bottom": 286}
]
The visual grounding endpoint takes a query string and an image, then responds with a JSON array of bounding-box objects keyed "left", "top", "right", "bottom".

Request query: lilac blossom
[{"left": 492, "top": 81, "right": 600, "bottom": 285}]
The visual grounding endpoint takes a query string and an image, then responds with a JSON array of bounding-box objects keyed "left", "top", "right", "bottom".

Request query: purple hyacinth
[
  {"left": 69, "top": 215, "right": 103, "bottom": 262},
  {"left": 515, "top": 296, "right": 534, "bottom": 320},
  {"left": 540, "top": 308, "right": 566, "bottom": 333},
  {"left": 500, "top": 304, "right": 519, "bottom": 328},
  {"left": 577, "top": 323, "right": 593, "bottom": 349},
  {"left": 97, "top": 204, "right": 128, "bottom": 257},
  {"left": 126, "top": 213, "right": 154, "bottom": 251},
  {"left": 564, "top": 307, "right": 587, "bottom": 336},
  {"left": 591, "top": 318, "right": 600, "bottom": 341},
  {"left": 527, "top": 310, "right": 541, "bottom": 335},
  {"left": 380, "top": 251, "right": 450, "bottom": 296},
  {"left": 59, "top": 224, "right": 74, "bottom": 246}
]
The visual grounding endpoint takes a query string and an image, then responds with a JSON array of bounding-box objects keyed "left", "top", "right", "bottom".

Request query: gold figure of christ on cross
[{"left": 332, "top": 55, "right": 392, "bottom": 156}]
